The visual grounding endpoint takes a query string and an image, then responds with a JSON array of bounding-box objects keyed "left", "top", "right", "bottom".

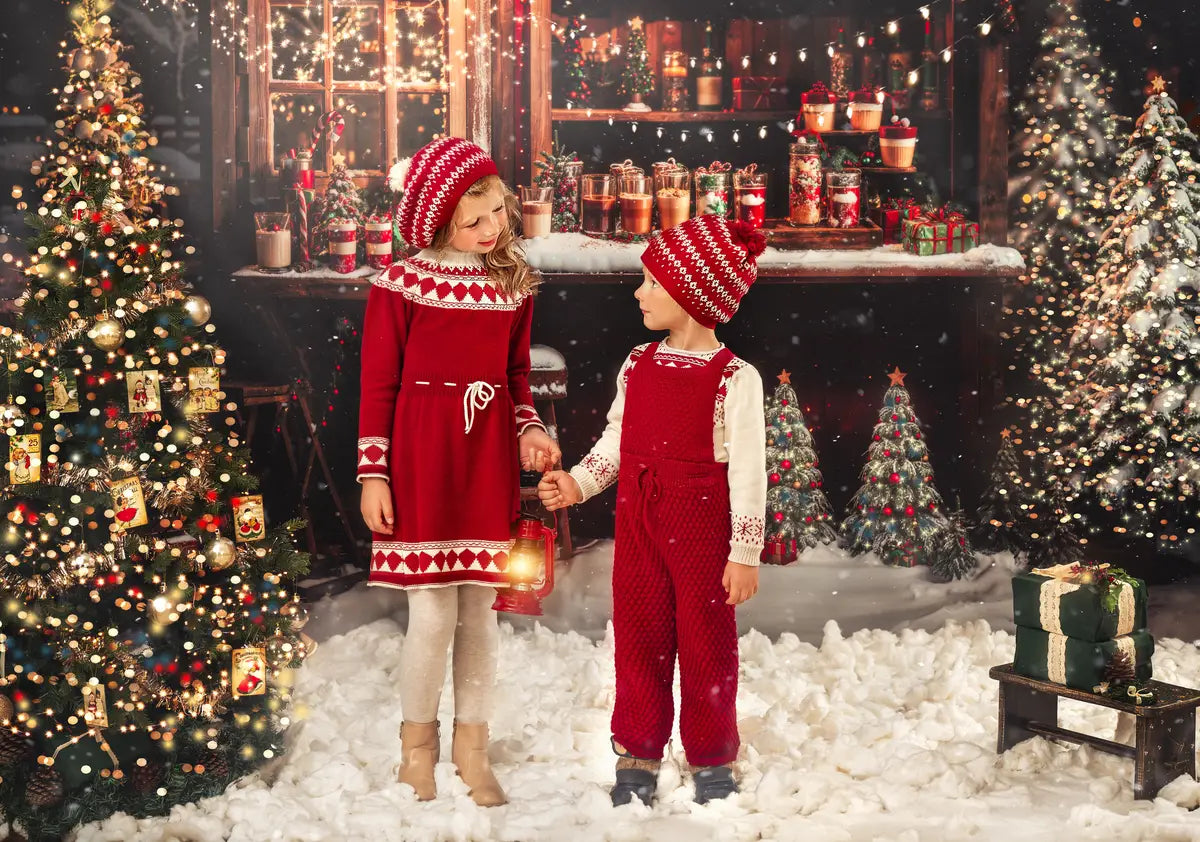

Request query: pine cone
[
  {"left": 200, "top": 749, "right": 230, "bottom": 780},
  {"left": 1104, "top": 650, "right": 1136, "bottom": 686},
  {"left": 128, "top": 759, "right": 164, "bottom": 794},
  {"left": 0, "top": 731, "right": 32, "bottom": 767},
  {"left": 25, "top": 766, "right": 64, "bottom": 808}
]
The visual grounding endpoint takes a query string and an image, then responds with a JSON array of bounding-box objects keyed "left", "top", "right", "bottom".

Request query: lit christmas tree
[
  {"left": 1, "top": 2, "right": 309, "bottom": 838},
  {"left": 972, "top": 429, "right": 1037, "bottom": 556},
  {"left": 1053, "top": 79, "right": 1200, "bottom": 545},
  {"left": 619, "top": 16, "right": 652, "bottom": 112},
  {"left": 762, "top": 371, "right": 835, "bottom": 563},
  {"left": 1004, "top": 0, "right": 1122, "bottom": 466},
  {"left": 841, "top": 368, "right": 950, "bottom": 566},
  {"left": 533, "top": 133, "right": 582, "bottom": 233},
  {"left": 1026, "top": 483, "right": 1084, "bottom": 569},
  {"left": 313, "top": 158, "right": 365, "bottom": 257},
  {"left": 559, "top": 16, "right": 591, "bottom": 108}
]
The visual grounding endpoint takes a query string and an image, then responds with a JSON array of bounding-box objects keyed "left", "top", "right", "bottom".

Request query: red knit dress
[{"left": 357, "top": 249, "right": 544, "bottom": 589}]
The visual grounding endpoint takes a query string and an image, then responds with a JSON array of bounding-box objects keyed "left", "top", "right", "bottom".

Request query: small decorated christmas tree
[
  {"left": 763, "top": 371, "right": 835, "bottom": 563},
  {"left": 619, "top": 16, "right": 653, "bottom": 111},
  {"left": 533, "top": 133, "right": 583, "bottom": 232},
  {"left": 1026, "top": 483, "right": 1084, "bottom": 570},
  {"left": 930, "top": 509, "right": 978, "bottom": 581},
  {"left": 313, "top": 158, "right": 365, "bottom": 256},
  {"left": 560, "top": 16, "right": 591, "bottom": 108},
  {"left": 841, "top": 368, "right": 950, "bottom": 566},
  {"left": 972, "top": 429, "right": 1037, "bottom": 556}
]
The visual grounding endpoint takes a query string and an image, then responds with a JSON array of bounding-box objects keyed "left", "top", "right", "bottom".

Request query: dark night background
[{"left": 1, "top": 0, "right": 1198, "bottom": 584}]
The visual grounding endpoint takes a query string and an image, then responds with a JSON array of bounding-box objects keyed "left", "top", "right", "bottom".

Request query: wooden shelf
[
  {"left": 552, "top": 108, "right": 794, "bottom": 123},
  {"left": 859, "top": 166, "right": 918, "bottom": 173}
]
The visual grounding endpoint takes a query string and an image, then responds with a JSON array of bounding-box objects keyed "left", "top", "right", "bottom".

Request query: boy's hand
[
  {"left": 722, "top": 562, "right": 759, "bottom": 605},
  {"left": 538, "top": 470, "right": 583, "bottom": 511},
  {"left": 360, "top": 477, "right": 394, "bottom": 534},
  {"left": 519, "top": 427, "right": 562, "bottom": 472}
]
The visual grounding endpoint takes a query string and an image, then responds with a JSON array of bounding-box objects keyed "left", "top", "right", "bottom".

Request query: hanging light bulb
[
  {"left": 680, "top": 130, "right": 688, "bottom": 142},
  {"left": 758, "top": 125, "right": 767, "bottom": 139},
  {"left": 798, "top": 48, "right": 807, "bottom": 62},
  {"left": 631, "top": 122, "right": 638, "bottom": 133},
  {"left": 919, "top": 5, "right": 930, "bottom": 19},
  {"left": 656, "top": 126, "right": 663, "bottom": 138},
  {"left": 942, "top": 48, "right": 952, "bottom": 62},
  {"left": 908, "top": 69, "right": 920, "bottom": 86},
  {"left": 887, "top": 20, "right": 899, "bottom": 35},
  {"left": 741, "top": 55, "right": 751, "bottom": 70},
  {"left": 857, "top": 33, "right": 866, "bottom": 48},
  {"left": 732, "top": 129, "right": 740, "bottom": 143},
  {"left": 979, "top": 21, "right": 992, "bottom": 36},
  {"left": 768, "top": 51, "right": 778, "bottom": 66},
  {"left": 827, "top": 44, "right": 835, "bottom": 58}
]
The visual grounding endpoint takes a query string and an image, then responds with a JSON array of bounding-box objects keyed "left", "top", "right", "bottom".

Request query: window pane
[
  {"left": 332, "top": 5, "right": 382, "bottom": 82},
  {"left": 271, "top": 92, "right": 325, "bottom": 169},
  {"left": 333, "top": 93, "right": 385, "bottom": 170},
  {"left": 269, "top": 2, "right": 324, "bottom": 83},
  {"left": 395, "top": 3, "right": 447, "bottom": 85},
  {"left": 396, "top": 93, "right": 447, "bottom": 156}
]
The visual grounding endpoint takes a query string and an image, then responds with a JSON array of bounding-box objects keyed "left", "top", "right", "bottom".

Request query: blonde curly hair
[{"left": 430, "top": 174, "right": 539, "bottom": 298}]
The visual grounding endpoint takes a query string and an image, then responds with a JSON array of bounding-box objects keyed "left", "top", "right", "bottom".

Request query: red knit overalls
[{"left": 612, "top": 342, "right": 739, "bottom": 767}]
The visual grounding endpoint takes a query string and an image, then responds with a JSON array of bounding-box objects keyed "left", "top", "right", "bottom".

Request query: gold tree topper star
[
  {"left": 1000, "top": 428, "right": 1011, "bottom": 439},
  {"left": 629, "top": 16, "right": 644, "bottom": 30},
  {"left": 1150, "top": 75, "right": 1166, "bottom": 93},
  {"left": 777, "top": 369, "right": 791, "bottom": 385},
  {"left": 887, "top": 366, "right": 908, "bottom": 387},
  {"left": 332, "top": 151, "right": 347, "bottom": 169}
]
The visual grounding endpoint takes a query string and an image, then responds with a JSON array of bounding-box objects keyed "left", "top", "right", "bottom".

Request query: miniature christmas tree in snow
[{"left": 973, "top": 429, "right": 1038, "bottom": 556}]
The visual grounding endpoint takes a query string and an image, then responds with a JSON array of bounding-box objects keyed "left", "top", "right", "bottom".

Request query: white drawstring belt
[{"left": 463, "top": 381, "right": 497, "bottom": 434}]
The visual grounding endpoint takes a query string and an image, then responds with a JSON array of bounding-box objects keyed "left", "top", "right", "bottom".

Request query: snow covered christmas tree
[
  {"left": 972, "top": 429, "right": 1037, "bottom": 556},
  {"left": 1004, "top": 0, "right": 1121, "bottom": 463},
  {"left": 763, "top": 371, "right": 835, "bottom": 563},
  {"left": 0, "top": 3, "right": 309, "bottom": 838},
  {"left": 1053, "top": 79, "right": 1200, "bottom": 544},
  {"left": 841, "top": 368, "right": 950, "bottom": 567}
]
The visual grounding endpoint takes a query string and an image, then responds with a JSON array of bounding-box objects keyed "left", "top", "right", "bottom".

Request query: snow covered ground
[{"left": 73, "top": 543, "right": 1200, "bottom": 841}]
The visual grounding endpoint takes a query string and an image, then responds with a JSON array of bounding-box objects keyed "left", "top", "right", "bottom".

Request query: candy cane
[
  {"left": 293, "top": 187, "right": 310, "bottom": 262},
  {"left": 308, "top": 110, "right": 346, "bottom": 157}
]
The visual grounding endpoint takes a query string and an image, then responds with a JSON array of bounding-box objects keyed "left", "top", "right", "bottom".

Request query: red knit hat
[
  {"left": 640, "top": 216, "right": 766, "bottom": 328},
  {"left": 396, "top": 137, "right": 499, "bottom": 250}
]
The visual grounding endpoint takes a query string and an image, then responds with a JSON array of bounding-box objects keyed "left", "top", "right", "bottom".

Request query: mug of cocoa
[
  {"left": 655, "top": 170, "right": 691, "bottom": 230},
  {"left": 520, "top": 186, "right": 553, "bottom": 239},
  {"left": 581, "top": 174, "right": 618, "bottom": 237},
  {"left": 619, "top": 174, "right": 653, "bottom": 236}
]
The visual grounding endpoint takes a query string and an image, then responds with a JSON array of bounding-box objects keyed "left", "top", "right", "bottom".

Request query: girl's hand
[
  {"left": 537, "top": 470, "right": 583, "bottom": 511},
  {"left": 722, "top": 562, "right": 759, "bottom": 605},
  {"left": 519, "top": 427, "right": 562, "bottom": 472},
  {"left": 360, "top": 477, "right": 394, "bottom": 534}
]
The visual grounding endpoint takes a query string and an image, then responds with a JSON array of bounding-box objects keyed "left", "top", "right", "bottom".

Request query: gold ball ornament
[
  {"left": 67, "top": 548, "right": 103, "bottom": 579},
  {"left": 183, "top": 295, "right": 212, "bottom": 326},
  {"left": 0, "top": 694, "right": 13, "bottom": 723},
  {"left": 93, "top": 21, "right": 113, "bottom": 39},
  {"left": 265, "top": 634, "right": 295, "bottom": 669},
  {"left": 281, "top": 602, "right": 309, "bottom": 631},
  {"left": 148, "top": 594, "right": 184, "bottom": 624},
  {"left": 205, "top": 535, "right": 237, "bottom": 571},
  {"left": 71, "top": 49, "right": 95, "bottom": 72},
  {"left": 89, "top": 316, "right": 123, "bottom": 351}
]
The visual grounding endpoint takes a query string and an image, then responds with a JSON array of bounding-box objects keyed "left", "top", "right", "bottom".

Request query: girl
[{"left": 357, "top": 137, "right": 560, "bottom": 806}]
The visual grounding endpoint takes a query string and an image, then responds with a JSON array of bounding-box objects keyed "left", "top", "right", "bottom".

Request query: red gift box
[
  {"left": 732, "top": 77, "right": 788, "bottom": 110},
  {"left": 872, "top": 197, "right": 920, "bottom": 245}
]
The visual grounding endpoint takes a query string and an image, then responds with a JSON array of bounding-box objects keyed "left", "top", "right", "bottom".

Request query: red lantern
[{"left": 492, "top": 514, "right": 557, "bottom": 616}]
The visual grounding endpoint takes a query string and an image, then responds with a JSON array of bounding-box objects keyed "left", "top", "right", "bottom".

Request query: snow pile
[
  {"left": 522, "top": 233, "right": 1025, "bottom": 276},
  {"left": 72, "top": 591, "right": 1200, "bottom": 841}
]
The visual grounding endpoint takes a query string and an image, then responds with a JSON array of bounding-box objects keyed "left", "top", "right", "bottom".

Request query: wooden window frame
[{"left": 244, "top": 0, "right": 467, "bottom": 196}]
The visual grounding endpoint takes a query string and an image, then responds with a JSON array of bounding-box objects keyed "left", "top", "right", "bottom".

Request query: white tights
[{"left": 400, "top": 584, "right": 499, "bottom": 724}]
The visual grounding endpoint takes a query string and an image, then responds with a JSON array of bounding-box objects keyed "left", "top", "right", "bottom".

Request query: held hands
[
  {"left": 537, "top": 470, "right": 583, "bottom": 512},
  {"left": 722, "top": 562, "right": 759, "bottom": 606},
  {"left": 360, "top": 477, "right": 394, "bottom": 535},
  {"left": 519, "top": 427, "right": 562, "bottom": 472}
]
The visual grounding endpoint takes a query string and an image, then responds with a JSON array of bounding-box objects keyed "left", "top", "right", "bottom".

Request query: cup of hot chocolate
[
  {"left": 520, "top": 186, "right": 554, "bottom": 238},
  {"left": 620, "top": 174, "right": 653, "bottom": 235}
]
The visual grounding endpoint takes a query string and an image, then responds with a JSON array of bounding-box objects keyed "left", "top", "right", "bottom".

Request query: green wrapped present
[
  {"left": 901, "top": 207, "right": 979, "bottom": 255},
  {"left": 1014, "top": 626, "right": 1153, "bottom": 692},
  {"left": 1012, "top": 563, "right": 1147, "bottom": 642}
]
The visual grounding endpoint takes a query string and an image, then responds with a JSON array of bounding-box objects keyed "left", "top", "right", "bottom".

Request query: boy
[{"left": 538, "top": 215, "right": 767, "bottom": 805}]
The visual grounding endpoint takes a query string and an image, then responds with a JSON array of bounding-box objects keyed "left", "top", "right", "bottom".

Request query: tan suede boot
[
  {"left": 398, "top": 720, "right": 440, "bottom": 801},
  {"left": 452, "top": 721, "right": 507, "bottom": 806}
]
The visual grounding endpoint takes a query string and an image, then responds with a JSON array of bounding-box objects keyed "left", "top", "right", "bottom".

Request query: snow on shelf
[
  {"left": 522, "top": 232, "right": 1025, "bottom": 276},
  {"left": 232, "top": 265, "right": 376, "bottom": 281}
]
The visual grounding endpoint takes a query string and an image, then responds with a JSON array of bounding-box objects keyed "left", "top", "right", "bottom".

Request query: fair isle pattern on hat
[
  {"left": 396, "top": 137, "right": 499, "bottom": 250},
  {"left": 640, "top": 214, "right": 759, "bottom": 328}
]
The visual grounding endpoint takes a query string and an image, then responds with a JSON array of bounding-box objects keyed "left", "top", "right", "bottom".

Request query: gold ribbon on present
[
  {"left": 1126, "top": 685, "right": 1155, "bottom": 705},
  {"left": 1031, "top": 563, "right": 1136, "bottom": 637}
]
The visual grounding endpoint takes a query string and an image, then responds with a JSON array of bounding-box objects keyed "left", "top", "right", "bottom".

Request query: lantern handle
[{"left": 535, "top": 521, "right": 558, "bottom": 601}]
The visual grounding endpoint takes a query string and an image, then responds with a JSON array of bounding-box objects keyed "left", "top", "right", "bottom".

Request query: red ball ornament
[
  {"left": 884, "top": 449, "right": 891, "bottom": 457},
  {"left": 905, "top": 505, "right": 915, "bottom": 517},
  {"left": 873, "top": 435, "right": 881, "bottom": 441},
  {"left": 891, "top": 414, "right": 898, "bottom": 421},
  {"left": 770, "top": 473, "right": 781, "bottom": 483},
  {"left": 870, "top": 476, "right": 878, "bottom": 483},
  {"left": 810, "top": 481, "right": 818, "bottom": 488},
  {"left": 774, "top": 512, "right": 785, "bottom": 522},
  {"left": 804, "top": 516, "right": 813, "bottom": 522},
  {"left": 883, "top": 506, "right": 893, "bottom": 516},
  {"left": 785, "top": 431, "right": 793, "bottom": 438},
  {"left": 893, "top": 430, "right": 901, "bottom": 438},
  {"left": 889, "top": 472, "right": 900, "bottom": 483},
  {"left": 781, "top": 400, "right": 789, "bottom": 406},
  {"left": 924, "top": 475, "right": 932, "bottom": 483},
  {"left": 781, "top": 459, "right": 792, "bottom": 469},
  {"left": 91, "top": 211, "right": 103, "bottom": 223},
  {"left": 915, "top": 432, "right": 921, "bottom": 439}
]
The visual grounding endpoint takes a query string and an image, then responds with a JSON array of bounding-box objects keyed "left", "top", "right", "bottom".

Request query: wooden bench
[{"left": 990, "top": 663, "right": 1200, "bottom": 800}]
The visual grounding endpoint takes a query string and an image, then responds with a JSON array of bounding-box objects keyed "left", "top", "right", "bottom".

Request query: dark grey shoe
[
  {"left": 610, "top": 768, "right": 657, "bottom": 806},
  {"left": 693, "top": 765, "right": 738, "bottom": 803}
]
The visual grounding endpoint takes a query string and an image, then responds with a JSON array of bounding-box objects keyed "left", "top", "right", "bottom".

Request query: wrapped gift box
[
  {"left": 1014, "top": 626, "right": 1153, "bottom": 692},
  {"left": 872, "top": 198, "right": 920, "bottom": 245},
  {"left": 732, "top": 77, "right": 788, "bottom": 111},
  {"left": 901, "top": 208, "right": 979, "bottom": 255},
  {"left": 1012, "top": 566, "right": 1147, "bottom": 642}
]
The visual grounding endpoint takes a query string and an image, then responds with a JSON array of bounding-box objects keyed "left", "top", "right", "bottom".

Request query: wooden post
[
  {"left": 528, "top": 0, "right": 552, "bottom": 175},
  {"left": 978, "top": 39, "right": 1009, "bottom": 245},
  {"left": 246, "top": 0, "right": 270, "bottom": 203},
  {"left": 492, "top": 0, "right": 517, "bottom": 182}
]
